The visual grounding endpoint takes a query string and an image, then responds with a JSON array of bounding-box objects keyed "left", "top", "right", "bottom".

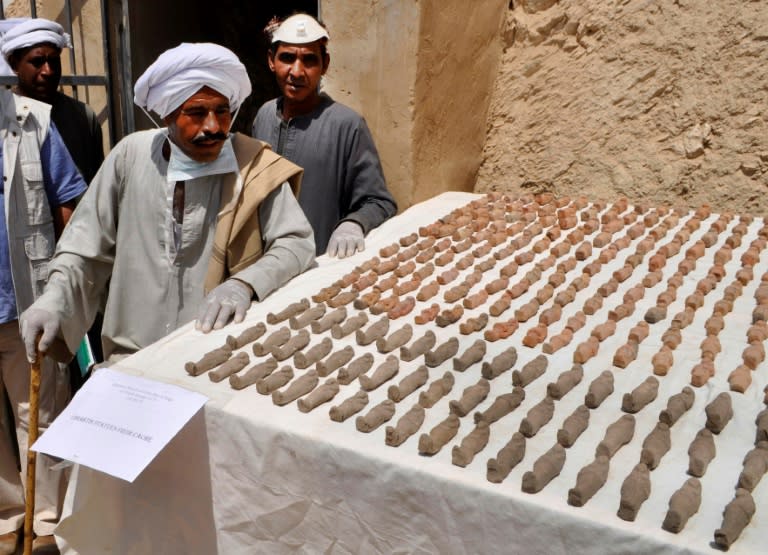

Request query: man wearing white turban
[
  {"left": 1, "top": 18, "right": 103, "bottom": 184},
  {"left": 20, "top": 43, "right": 315, "bottom": 367}
]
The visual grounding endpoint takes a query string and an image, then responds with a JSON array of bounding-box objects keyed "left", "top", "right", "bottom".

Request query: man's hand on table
[
  {"left": 327, "top": 221, "right": 365, "bottom": 258},
  {"left": 196, "top": 279, "right": 253, "bottom": 333}
]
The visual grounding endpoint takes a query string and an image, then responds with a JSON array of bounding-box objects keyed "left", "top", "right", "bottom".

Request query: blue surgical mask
[{"left": 166, "top": 134, "right": 238, "bottom": 183}]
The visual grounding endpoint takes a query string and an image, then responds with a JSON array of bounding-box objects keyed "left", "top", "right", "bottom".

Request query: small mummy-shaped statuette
[
  {"left": 388, "top": 365, "right": 429, "bottom": 403},
  {"left": 713, "top": 489, "right": 756, "bottom": 550},
  {"left": 557, "top": 404, "right": 590, "bottom": 448},
  {"left": 687, "top": 428, "right": 716, "bottom": 477},
  {"left": 622, "top": 376, "right": 659, "bottom": 413},
  {"left": 449, "top": 378, "right": 491, "bottom": 417},
  {"left": 337, "top": 353, "right": 375, "bottom": 385},
  {"left": 585, "top": 370, "right": 614, "bottom": 409},
  {"left": 481, "top": 346, "right": 517, "bottom": 380},
  {"left": 453, "top": 339, "right": 487, "bottom": 372},
  {"left": 356, "top": 316, "right": 390, "bottom": 346},
  {"left": 252, "top": 327, "right": 291, "bottom": 357},
  {"left": 271, "top": 329, "right": 311, "bottom": 361},
  {"left": 512, "top": 354, "right": 548, "bottom": 387},
  {"left": 425, "top": 337, "right": 460, "bottom": 368},
  {"left": 474, "top": 387, "right": 525, "bottom": 425},
  {"left": 418, "top": 371, "right": 455, "bottom": 408},
  {"left": 617, "top": 462, "right": 651, "bottom": 522},
  {"left": 294, "top": 337, "right": 333, "bottom": 369},
  {"left": 356, "top": 399, "right": 396, "bottom": 432},
  {"left": 519, "top": 396, "right": 555, "bottom": 438},
  {"left": 385, "top": 404, "right": 426, "bottom": 447},
  {"left": 316, "top": 346, "right": 355, "bottom": 377},
  {"left": 359, "top": 355, "right": 399, "bottom": 391},
  {"left": 185, "top": 345, "right": 232, "bottom": 376},
  {"left": 400, "top": 330, "right": 437, "bottom": 362},
  {"left": 266, "top": 298, "right": 310, "bottom": 324},
  {"left": 297, "top": 378, "right": 340, "bottom": 413},
  {"left": 331, "top": 312, "right": 368, "bottom": 339},
  {"left": 595, "top": 414, "right": 635, "bottom": 458},
  {"left": 289, "top": 304, "right": 326, "bottom": 330},
  {"left": 659, "top": 386, "right": 695, "bottom": 427},
  {"left": 662, "top": 478, "right": 701, "bottom": 533},
  {"left": 521, "top": 443, "right": 566, "bottom": 494},
  {"left": 329, "top": 390, "right": 369, "bottom": 422},
  {"left": 272, "top": 370, "right": 319, "bottom": 406},
  {"left": 376, "top": 324, "right": 413, "bottom": 354},
  {"left": 640, "top": 421, "right": 671, "bottom": 470},
  {"left": 208, "top": 352, "right": 250, "bottom": 383},
  {"left": 256, "top": 366, "right": 294, "bottom": 395},
  {"left": 452, "top": 421, "right": 491, "bottom": 467},
  {"left": 756, "top": 408, "right": 768, "bottom": 443},
  {"left": 418, "top": 414, "right": 460, "bottom": 455},
  {"left": 225, "top": 322, "right": 267, "bottom": 350},
  {"left": 568, "top": 455, "right": 610, "bottom": 507},
  {"left": 487, "top": 432, "right": 525, "bottom": 484},
  {"left": 310, "top": 307, "right": 347, "bottom": 334},
  {"left": 229, "top": 358, "right": 277, "bottom": 390},
  {"left": 547, "top": 364, "right": 583, "bottom": 400},
  {"left": 705, "top": 392, "right": 733, "bottom": 434},
  {"left": 736, "top": 441, "right": 768, "bottom": 492}
]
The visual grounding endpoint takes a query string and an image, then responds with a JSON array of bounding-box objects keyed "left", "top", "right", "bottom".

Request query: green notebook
[{"left": 75, "top": 337, "right": 95, "bottom": 378}]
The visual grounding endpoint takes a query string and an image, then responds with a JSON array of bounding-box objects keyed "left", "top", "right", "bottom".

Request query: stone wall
[{"left": 476, "top": 0, "right": 768, "bottom": 214}]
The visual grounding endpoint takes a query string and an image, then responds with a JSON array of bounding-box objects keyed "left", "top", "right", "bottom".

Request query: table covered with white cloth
[{"left": 55, "top": 192, "right": 767, "bottom": 554}]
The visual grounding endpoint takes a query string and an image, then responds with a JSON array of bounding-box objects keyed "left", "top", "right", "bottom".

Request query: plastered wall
[{"left": 322, "top": 0, "right": 507, "bottom": 211}]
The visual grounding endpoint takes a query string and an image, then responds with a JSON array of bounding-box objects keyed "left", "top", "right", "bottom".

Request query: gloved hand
[
  {"left": 327, "top": 221, "right": 365, "bottom": 258},
  {"left": 196, "top": 279, "right": 253, "bottom": 333},
  {"left": 20, "top": 308, "right": 61, "bottom": 363}
]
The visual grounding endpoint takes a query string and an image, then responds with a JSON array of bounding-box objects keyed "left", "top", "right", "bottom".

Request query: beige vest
[{"left": 204, "top": 133, "right": 303, "bottom": 293}]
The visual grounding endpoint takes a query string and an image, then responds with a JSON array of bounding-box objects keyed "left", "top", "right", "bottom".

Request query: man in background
[
  {"left": 2, "top": 18, "right": 103, "bottom": 183},
  {"left": 0, "top": 86, "right": 87, "bottom": 554},
  {"left": 253, "top": 13, "right": 397, "bottom": 258}
]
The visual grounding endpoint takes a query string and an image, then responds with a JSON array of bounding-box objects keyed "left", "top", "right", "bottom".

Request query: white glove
[
  {"left": 20, "top": 308, "right": 61, "bottom": 363},
  {"left": 327, "top": 221, "right": 365, "bottom": 258},
  {"left": 196, "top": 279, "right": 253, "bottom": 333}
]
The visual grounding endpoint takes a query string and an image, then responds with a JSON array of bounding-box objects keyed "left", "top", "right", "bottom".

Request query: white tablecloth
[{"left": 56, "top": 193, "right": 767, "bottom": 554}]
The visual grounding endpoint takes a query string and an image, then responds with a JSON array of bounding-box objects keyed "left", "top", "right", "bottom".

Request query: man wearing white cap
[
  {"left": 20, "top": 43, "right": 314, "bottom": 365},
  {"left": 253, "top": 13, "right": 397, "bottom": 258},
  {"left": 1, "top": 18, "right": 103, "bottom": 184}
]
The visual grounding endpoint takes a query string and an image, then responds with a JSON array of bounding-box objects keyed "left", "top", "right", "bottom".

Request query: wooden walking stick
[{"left": 23, "top": 339, "right": 42, "bottom": 555}]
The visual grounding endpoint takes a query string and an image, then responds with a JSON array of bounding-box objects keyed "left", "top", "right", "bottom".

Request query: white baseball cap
[{"left": 271, "top": 14, "right": 329, "bottom": 45}]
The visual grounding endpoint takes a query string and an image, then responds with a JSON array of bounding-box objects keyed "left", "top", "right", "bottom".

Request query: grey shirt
[
  {"left": 252, "top": 94, "right": 397, "bottom": 254},
  {"left": 33, "top": 129, "right": 315, "bottom": 359}
]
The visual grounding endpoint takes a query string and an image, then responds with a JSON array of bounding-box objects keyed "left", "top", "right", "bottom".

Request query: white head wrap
[
  {"left": 271, "top": 14, "right": 329, "bottom": 45},
  {"left": 133, "top": 42, "right": 251, "bottom": 119},
  {"left": 0, "top": 18, "right": 71, "bottom": 62},
  {"left": 0, "top": 18, "right": 28, "bottom": 76}
]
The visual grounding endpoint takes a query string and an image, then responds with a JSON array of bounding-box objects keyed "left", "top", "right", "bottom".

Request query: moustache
[{"left": 191, "top": 132, "right": 228, "bottom": 144}]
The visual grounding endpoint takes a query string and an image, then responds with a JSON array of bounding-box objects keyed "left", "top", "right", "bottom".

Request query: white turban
[
  {"left": 133, "top": 43, "right": 251, "bottom": 119},
  {"left": 0, "top": 18, "right": 71, "bottom": 61},
  {"left": 0, "top": 18, "right": 28, "bottom": 76}
]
